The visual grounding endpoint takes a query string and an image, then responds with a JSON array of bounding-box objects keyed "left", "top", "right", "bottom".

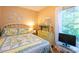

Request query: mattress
[{"left": 0, "top": 34, "right": 51, "bottom": 53}]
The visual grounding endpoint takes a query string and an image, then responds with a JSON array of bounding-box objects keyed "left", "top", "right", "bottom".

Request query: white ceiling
[{"left": 21, "top": 6, "right": 47, "bottom": 11}]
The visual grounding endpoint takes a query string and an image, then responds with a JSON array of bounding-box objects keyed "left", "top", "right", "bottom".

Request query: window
[{"left": 61, "top": 7, "right": 79, "bottom": 37}]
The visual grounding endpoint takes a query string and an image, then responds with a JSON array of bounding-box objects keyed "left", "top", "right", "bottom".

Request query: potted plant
[{"left": 0, "top": 28, "right": 2, "bottom": 36}]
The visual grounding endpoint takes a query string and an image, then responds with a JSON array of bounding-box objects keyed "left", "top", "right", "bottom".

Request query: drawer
[{"left": 38, "top": 34, "right": 48, "bottom": 39}]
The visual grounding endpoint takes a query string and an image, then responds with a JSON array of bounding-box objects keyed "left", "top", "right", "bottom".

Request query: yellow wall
[
  {"left": 0, "top": 7, "right": 3, "bottom": 28},
  {"left": 0, "top": 6, "right": 56, "bottom": 29},
  {"left": 0, "top": 7, "right": 38, "bottom": 28},
  {"left": 38, "top": 6, "right": 56, "bottom": 27}
]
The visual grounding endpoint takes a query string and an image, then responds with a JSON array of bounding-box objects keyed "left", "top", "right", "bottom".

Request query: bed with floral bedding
[{"left": 0, "top": 24, "right": 52, "bottom": 53}]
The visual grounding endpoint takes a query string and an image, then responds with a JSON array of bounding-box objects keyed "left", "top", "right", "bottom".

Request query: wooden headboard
[{"left": 2, "top": 24, "right": 29, "bottom": 30}]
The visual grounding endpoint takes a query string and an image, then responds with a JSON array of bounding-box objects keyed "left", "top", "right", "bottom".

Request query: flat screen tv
[{"left": 59, "top": 33, "right": 76, "bottom": 46}]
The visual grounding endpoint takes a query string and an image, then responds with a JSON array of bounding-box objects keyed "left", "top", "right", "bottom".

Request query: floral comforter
[{"left": 0, "top": 34, "right": 51, "bottom": 53}]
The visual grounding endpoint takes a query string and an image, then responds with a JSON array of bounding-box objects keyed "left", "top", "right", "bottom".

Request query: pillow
[
  {"left": 18, "top": 28, "right": 30, "bottom": 34},
  {"left": 3, "top": 28, "right": 17, "bottom": 36}
]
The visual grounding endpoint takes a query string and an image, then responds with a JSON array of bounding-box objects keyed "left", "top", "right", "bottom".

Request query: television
[{"left": 59, "top": 33, "right": 76, "bottom": 46}]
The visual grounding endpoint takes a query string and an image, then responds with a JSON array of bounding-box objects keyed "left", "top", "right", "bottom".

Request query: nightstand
[
  {"left": 0, "top": 37, "right": 4, "bottom": 46},
  {"left": 0, "top": 37, "right": 2, "bottom": 40},
  {"left": 32, "top": 30, "right": 38, "bottom": 35}
]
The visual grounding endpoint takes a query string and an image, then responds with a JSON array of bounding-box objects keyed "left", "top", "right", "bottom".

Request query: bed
[{"left": 0, "top": 24, "right": 52, "bottom": 53}]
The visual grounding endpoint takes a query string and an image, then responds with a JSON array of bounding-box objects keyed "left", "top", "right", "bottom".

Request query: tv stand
[
  {"left": 55, "top": 41, "right": 79, "bottom": 53},
  {"left": 55, "top": 41, "right": 78, "bottom": 53},
  {"left": 55, "top": 44, "right": 76, "bottom": 53}
]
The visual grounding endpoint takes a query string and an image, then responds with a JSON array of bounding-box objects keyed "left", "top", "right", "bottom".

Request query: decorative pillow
[
  {"left": 3, "top": 28, "right": 17, "bottom": 36},
  {"left": 18, "top": 28, "right": 30, "bottom": 34}
]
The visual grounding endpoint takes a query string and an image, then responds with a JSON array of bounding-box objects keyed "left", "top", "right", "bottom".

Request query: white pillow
[
  {"left": 3, "top": 28, "right": 18, "bottom": 36},
  {"left": 18, "top": 28, "right": 30, "bottom": 34}
]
